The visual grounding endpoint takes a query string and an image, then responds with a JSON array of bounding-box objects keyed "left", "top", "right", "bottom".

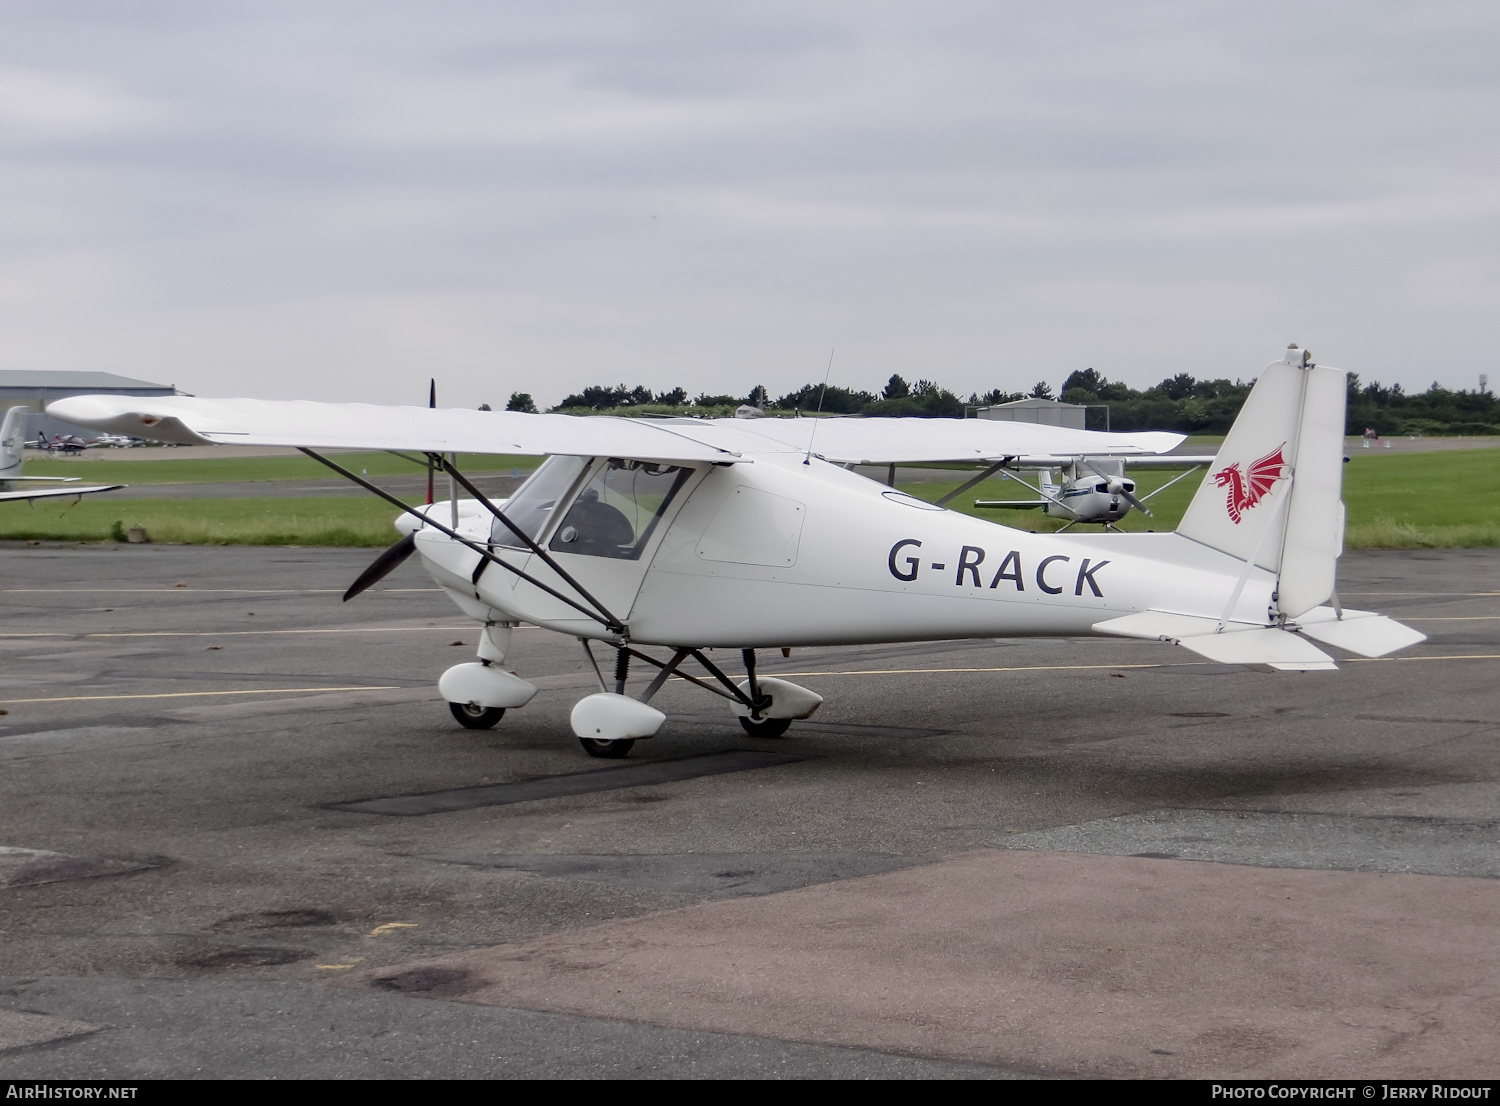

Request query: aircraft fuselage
[{"left": 410, "top": 453, "right": 1273, "bottom": 649}]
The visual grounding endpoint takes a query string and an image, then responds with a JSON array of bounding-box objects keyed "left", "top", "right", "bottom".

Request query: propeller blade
[
  {"left": 1119, "top": 489, "right": 1153, "bottom": 517},
  {"left": 343, "top": 531, "right": 417, "bottom": 602}
]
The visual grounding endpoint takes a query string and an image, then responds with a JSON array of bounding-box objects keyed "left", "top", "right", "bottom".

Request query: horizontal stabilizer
[
  {"left": 1093, "top": 611, "right": 1262, "bottom": 641},
  {"left": 1176, "top": 627, "right": 1337, "bottom": 672},
  {"left": 973, "top": 499, "right": 1046, "bottom": 510},
  {"left": 1294, "top": 607, "right": 1426, "bottom": 658}
]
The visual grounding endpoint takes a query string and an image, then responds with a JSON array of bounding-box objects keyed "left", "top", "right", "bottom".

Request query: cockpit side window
[
  {"left": 549, "top": 459, "right": 692, "bottom": 560},
  {"left": 492, "top": 455, "right": 588, "bottom": 549}
]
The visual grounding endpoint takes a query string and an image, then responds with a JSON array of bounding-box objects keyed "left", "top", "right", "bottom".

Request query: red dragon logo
[{"left": 1212, "top": 443, "right": 1286, "bottom": 524}]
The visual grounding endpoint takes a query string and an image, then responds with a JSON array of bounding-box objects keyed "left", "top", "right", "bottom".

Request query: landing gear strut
[
  {"left": 576, "top": 648, "right": 640, "bottom": 758},
  {"left": 737, "top": 647, "right": 789, "bottom": 737}
]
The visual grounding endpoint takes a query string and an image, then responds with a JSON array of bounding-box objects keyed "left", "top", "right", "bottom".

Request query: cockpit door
[{"left": 485, "top": 456, "right": 702, "bottom": 632}]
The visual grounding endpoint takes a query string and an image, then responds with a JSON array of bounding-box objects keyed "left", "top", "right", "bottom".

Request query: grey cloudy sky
[{"left": 2, "top": 1, "right": 1497, "bottom": 408}]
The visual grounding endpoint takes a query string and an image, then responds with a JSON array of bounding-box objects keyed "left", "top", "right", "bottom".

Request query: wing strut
[
  {"left": 934, "top": 460, "right": 1009, "bottom": 508},
  {"left": 611, "top": 646, "right": 763, "bottom": 710},
  {"left": 427, "top": 452, "right": 625, "bottom": 634},
  {"left": 1138, "top": 463, "right": 1207, "bottom": 504},
  {"left": 297, "top": 448, "right": 626, "bottom": 636}
]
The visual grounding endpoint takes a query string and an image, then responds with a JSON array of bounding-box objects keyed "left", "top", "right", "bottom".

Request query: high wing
[
  {"left": 45, "top": 395, "right": 745, "bottom": 465},
  {"left": 674, "top": 416, "right": 1185, "bottom": 464},
  {"left": 49, "top": 394, "right": 1186, "bottom": 465},
  {"left": 0, "top": 483, "right": 125, "bottom": 503}
]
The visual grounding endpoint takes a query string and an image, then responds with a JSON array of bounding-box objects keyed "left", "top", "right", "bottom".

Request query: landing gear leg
[
  {"left": 575, "top": 644, "right": 641, "bottom": 756},
  {"left": 737, "top": 648, "right": 790, "bottom": 737}
]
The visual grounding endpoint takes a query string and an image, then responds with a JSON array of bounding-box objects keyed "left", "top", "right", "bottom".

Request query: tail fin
[
  {"left": 0, "top": 406, "right": 28, "bottom": 478},
  {"left": 1176, "top": 346, "right": 1347, "bottom": 619}
]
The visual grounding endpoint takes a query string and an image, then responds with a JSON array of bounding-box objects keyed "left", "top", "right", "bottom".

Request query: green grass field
[
  {"left": 22, "top": 451, "right": 539, "bottom": 485},
  {"left": 902, "top": 448, "right": 1500, "bottom": 547},
  {"left": 0, "top": 497, "right": 404, "bottom": 546},
  {"left": 3, "top": 448, "right": 1496, "bottom": 548}
]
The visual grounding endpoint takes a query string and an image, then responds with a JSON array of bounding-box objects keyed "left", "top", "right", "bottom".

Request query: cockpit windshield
[
  {"left": 491, "top": 455, "right": 588, "bottom": 549},
  {"left": 548, "top": 459, "right": 692, "bottom": 560}
]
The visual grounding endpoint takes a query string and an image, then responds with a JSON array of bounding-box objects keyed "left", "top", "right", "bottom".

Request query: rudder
[
  {"left": 1, "top": 406, "right": 28, "bottom": 478},
  {"left": 1176, "top": 346, "right": 1347, "bottom": 619}
]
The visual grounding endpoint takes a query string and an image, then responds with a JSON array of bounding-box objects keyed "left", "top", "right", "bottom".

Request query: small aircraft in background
[
  {"left": 91, "top": 433, "right": 147, "bottom": 448},
  {"left": 50, "top": 346, "right": 1423, "bottom": 760},
  {"left": 30, "top": 432, "right": 92, "bottom": 455},
  {"left": 1, "top": 407, "right": 126, "bottom": 504},
  {"left": 973, "top": 453, "right": 1217, "bottom": 530}
]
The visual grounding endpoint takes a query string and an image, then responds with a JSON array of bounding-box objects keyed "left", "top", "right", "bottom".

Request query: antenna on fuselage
[
  {"left": 803, "top": 348, "right": 835, "bottom": 466},
  {"left": 426, "top": 378, "right": 436, "bottom": 505}
]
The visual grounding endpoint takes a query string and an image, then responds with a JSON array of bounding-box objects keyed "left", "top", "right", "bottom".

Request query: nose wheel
[
  {"left": 579, "top": 737, "right": 635, "bottom": 758},
  {"left": 738, "top": 716, "right": 791, "bottom": 738},
  {"left": 449, "top": 702, "right": 506, "bottom": 729}
]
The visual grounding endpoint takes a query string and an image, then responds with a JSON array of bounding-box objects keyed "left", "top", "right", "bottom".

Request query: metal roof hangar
[{"left": 0, "top": 371, "right": 178, "bottom": 441}]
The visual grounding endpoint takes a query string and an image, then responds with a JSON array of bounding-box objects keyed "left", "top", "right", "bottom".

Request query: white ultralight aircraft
[
  {"left": 1, "top": 407, "right": 125, "bottom": 503},
  {"left": 49, "top": 346, "right": 1424, "bottom": 758}
]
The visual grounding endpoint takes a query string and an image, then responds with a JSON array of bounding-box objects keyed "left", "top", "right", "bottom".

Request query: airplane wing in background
[
  {"left": 49, "top": 394, "right": 1188, "bottom": 466},
  {"left": 0, "top": 483, "right": 125, "bottom": 503}
]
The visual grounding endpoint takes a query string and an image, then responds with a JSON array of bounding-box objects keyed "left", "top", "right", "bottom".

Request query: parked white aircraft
[
  {"left": 50, "top": 346, "right": 1423, "bottom": 758},
  {"left": 974, "top": 453, "right": 1218, "bottom": 529},
  {"left": 0, "top": 407, "right": 125, "bottom": 504}
]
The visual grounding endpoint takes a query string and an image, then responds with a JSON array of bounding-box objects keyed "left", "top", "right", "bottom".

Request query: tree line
[{"left": 501, "top": 368, "right": 1499, "bottom": 436}]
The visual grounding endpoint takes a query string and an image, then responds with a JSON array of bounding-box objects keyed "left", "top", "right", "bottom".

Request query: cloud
[
  {"left": 0, "top": 66, "right": 165, "bottom": 134},
  {"left": 0, "top": 1, "right": 1496, "bottom": 405}
]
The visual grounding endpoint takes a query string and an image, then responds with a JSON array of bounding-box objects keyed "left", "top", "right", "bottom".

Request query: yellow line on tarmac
[
  {"left": 0, "top": 686, "right": 401, "bottom": 705},
  {"left": 1401, "top": 616, "right": 1500, "bottom": 621},
  {"left": 771, "top": 662, "right": 1196, "bottom": 677},
  {"left": 770, "top": 654, "right": 1500, "bottom": 678},
  {"left": 1341, "top": 592, "right": 1500, "bottom": 598},
  {"left": 1, "top": 588, "right": 441, "bottom": 594},
  {"left": 1348, "top": 654, "right": 1500, "bottom": 663},
  {"left": 0, "top": 627, "right": 475, "bottom": 639}
]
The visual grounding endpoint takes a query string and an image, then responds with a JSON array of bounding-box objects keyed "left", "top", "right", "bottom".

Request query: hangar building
[
  {"left": 0, "top": 371, "right": 178, "bottom": 442},
  {"left": 974, "top": 397, "right": 1087, "bottom": 429}
]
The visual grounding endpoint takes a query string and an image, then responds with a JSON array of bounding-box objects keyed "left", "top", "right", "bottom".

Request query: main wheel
[
  {"left": 579, "top": 737, "right": 635, "bottom": 759},
  {"left": 738, "top": 716, "right": 792, "bottom": 738},
  {"left": 450, "top": 702, "right": 505, "bottom": 730}
]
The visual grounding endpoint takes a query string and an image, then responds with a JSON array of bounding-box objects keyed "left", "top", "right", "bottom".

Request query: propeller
[
  {"left": 1106, "top": 477, "right": 1153, "bottom": 517},
  {"left": 343, "top": 531, "right": 417, "bottom": 602}
]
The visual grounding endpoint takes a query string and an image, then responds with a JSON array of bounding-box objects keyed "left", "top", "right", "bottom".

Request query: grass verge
[
  {"left": 21, "top": 451, "right": 539, "bottom": 485},
  {"left": 0, "top": 497, "right": 402, "bottom": 547}
]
